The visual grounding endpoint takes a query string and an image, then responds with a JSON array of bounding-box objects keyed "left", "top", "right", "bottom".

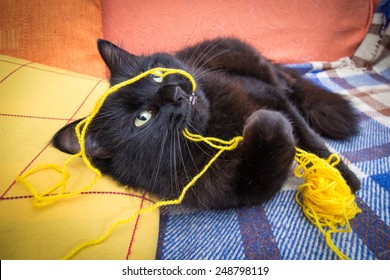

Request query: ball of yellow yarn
[{"left": 294, "top": 147, "right": 362, "bottom": 259}]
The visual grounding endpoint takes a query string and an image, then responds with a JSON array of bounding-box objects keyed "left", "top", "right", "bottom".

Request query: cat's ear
[
  {"left": 51, "top": 119, "right": 112, "bottom": 159},
  {"left": 97, "top": 39, "right": 136, "bottom": 72}
]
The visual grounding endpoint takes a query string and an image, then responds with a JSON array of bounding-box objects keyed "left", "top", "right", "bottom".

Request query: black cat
[{"left": 52, "top": 37, "right": 360, "bottom": 209}]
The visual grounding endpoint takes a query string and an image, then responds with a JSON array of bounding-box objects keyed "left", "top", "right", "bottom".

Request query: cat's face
[{"left": 52, "top": 40, "right": 209, "bottom": 194}]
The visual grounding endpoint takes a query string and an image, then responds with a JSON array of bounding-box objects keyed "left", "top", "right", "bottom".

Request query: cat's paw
[
  {"left": 237, "top": 110, "right": 296, "bottom": 203},
  {"left": 243, "top": 110, "right": 296, "bottom": 163},
  {"left": 244, "top": 110, "right": 294, "bottom": 142}
]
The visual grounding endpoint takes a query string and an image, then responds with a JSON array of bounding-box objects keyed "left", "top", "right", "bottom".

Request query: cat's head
[{"left": 51, "top": 40, "right": 209, "bottom": 195}]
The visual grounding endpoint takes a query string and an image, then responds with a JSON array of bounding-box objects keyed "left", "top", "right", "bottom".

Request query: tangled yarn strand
[
  {"left": 16, "top": 68, "right": 197, "bottom": 207},
  {"left": 62, "top": 129, "right": 243, "bottom": 260}
]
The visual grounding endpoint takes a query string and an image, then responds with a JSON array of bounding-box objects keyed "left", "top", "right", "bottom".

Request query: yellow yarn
[
  {"left": 62, "top": 129, "right": 243, "bottom": 260},
  {"left": 294, "top": 147, "right": 362, "bottom": 260},
  {"left": 16, "top": 68, "right": 196, "bottom": 207},
  {"left": 16, "top": 67, "right": 361, "bottom": 260}
]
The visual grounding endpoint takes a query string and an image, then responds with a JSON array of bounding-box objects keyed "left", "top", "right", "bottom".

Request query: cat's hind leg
[
  {"left": 234, "top": 109, "right": 296, "bottom": 206},
  {"left": 282, "top": 68, "right": 360, "bottom": 139}
]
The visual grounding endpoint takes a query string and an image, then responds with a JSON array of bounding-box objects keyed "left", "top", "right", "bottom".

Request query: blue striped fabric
[
  {"left": 156, "top": 62, "right": 390, "bottom": 260},
  {"left": 157, "top": 209, "right": 246, "bottom": 259}
]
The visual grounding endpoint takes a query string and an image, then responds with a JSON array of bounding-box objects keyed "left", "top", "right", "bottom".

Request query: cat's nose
[{"left": 160, "top": 85, "right": 186, "bottom": 104}]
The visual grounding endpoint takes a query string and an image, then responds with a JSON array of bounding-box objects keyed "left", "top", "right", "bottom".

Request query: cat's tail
[{"left": 281, "top": 68, "right": 360, "bottom": 139}]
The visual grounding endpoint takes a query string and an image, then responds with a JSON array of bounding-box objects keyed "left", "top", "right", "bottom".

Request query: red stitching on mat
[
  {"left": 0, "top": 113, "right": 70, "bottom": 121},
  {"left": 0, "top": 59, "right": 101, "bottom": 81},
  {"left": 0, "top": 195, "right": 35, "bottom": 201},
  {"left": 0, "top": 61, "right": 32, "bottom": 84},
  {"left": 126, "top": 192, "right": 147, "bottom": 260},
  {"left": 1, "top": 142, "right": 51, "bottom": 199},
  {"left": 1, "top": 79, "right": 104, "bottom": 198},
  {"left": 0, "top": 59, "right": 23, "bottom": 66},
  {"left": 66, "top": 79, "right": 104, "bottom": 123},
  {"left": 1, "top": 191, "right": 156, "bottom": 204},
  {"left": 82, "top": 191, "right": 155, "bottom": 203},
  {"left": 26, "top": 65, "right": 101, "bottom": 81}
]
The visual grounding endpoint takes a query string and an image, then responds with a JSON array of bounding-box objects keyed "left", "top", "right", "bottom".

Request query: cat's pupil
[
  {"left": 135, "top": 111, "right": 152, "bottom": 127},
  {"left": 138, "top": 115, "right": 147, "bottom": 121}
]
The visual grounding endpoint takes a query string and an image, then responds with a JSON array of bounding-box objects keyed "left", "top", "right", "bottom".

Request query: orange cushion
[
  {"left": 101, "top": 0, "right": 378, "bottom": 63},
  {"left": 0, "top": 0, "right": 106, "bottom": 78}
]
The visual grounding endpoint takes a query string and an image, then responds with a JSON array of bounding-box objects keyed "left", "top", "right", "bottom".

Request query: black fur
[{"left": 52, "top": 37, "right": 360, "bottom": 210}]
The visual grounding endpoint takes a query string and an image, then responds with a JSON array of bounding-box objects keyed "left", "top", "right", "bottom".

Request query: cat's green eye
[
  {"left": 135, "top": 111, "right": 152, "bottom": 127},
  {"left": 151, "top": 70, "right": 163, "bottom": 83}
]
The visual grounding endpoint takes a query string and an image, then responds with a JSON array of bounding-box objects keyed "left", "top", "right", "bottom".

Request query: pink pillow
[{"left": 102, "top": 0, "right": 378, "bottom": 63}]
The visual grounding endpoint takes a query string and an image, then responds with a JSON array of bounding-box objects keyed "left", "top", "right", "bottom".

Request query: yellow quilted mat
[{"left": 0, "top": 55, "right": 159, "bottom": 259}]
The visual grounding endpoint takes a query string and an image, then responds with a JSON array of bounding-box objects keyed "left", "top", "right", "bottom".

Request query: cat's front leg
[{"left": 234, "top": 109, "right": 296, "bottom": 205}]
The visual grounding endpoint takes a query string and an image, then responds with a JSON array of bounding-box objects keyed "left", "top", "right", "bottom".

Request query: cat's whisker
[
  {"left": 180, "top": 129, "right": 209, "bottom": 210},
  {"left": 185, "top": 38, "right": 219, "bottom": 72},
  {"left": 191, "top": 39, "right": 224, "bottom": 72},
  {"left": 149, "top": 129, "right": 168, "bottom": 191},
  {"left": 194, "top": 66, "right": 226, "bottom": 82},
  {"left": 174, "top": 129, "right": 188, "bottom": 213},
  {"left": 183, "top": 132, "right": 200, "bottom": 174},
  {"left": 176, "top": 129, "right": 188, "bottom": 179},
  {"left": 186, "top": 123, "right": 215, "bottom": 158},
  {"left": 172, "top": 130, "right": 187, "bottom": 212},
  {"left": 183, "top": 31, "right": 206, "bottom": 68},
  {"left": 168, "top": 129, "right": 177, "bottom": 197},
  {"left": 193, "top": 49, "right": 231, "bottom": 78},
  {"left": 122, "top": 118, "right": 133, "bottom": 142},
  {"left": 91, "top": 114, "right": 117, "bottom": 144}
]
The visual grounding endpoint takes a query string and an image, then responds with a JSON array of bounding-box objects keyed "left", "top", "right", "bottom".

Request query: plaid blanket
[{"left": 156, "top": 7, "right": 390, "bottom": 260}]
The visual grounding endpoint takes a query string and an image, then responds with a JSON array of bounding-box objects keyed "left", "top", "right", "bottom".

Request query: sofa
[{"left": 0, "top": 0, "right": 388, "bottom": 260}]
